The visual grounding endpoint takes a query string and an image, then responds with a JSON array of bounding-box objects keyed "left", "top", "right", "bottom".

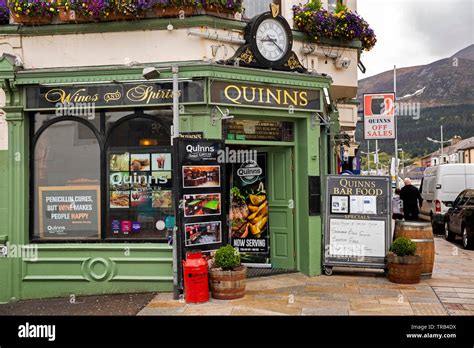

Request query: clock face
[{"left": 255, "top": 18, "right": 289, "bottom": 62}]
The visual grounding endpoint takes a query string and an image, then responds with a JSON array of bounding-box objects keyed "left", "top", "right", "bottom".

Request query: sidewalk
[{"left": 138, "top": 236, "right": 474, "bottom": 316}]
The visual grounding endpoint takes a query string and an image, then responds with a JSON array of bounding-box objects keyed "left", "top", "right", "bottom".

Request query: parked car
[
  {"left": 444, "top": 189, "right": 474, "bottom": 249},
  {"left": 419, "top": 164, "right": 474, "bottom": 233}
]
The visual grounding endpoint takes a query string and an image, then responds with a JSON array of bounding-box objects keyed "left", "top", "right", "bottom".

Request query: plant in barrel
[
  {"left": 387, "top": 237, "right": 422, "bottom": 284},
  {"left": 209, "top": 244, "right": 246, "bottom": 299}
]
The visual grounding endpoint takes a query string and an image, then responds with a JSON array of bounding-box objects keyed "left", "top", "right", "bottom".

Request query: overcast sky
[{"left": 357, "top": 0, "right": 474, "bottom": 78}]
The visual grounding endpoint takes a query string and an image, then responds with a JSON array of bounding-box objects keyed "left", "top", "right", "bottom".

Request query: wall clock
[{"left": 225, "top": 6, "right": 306, "bottom": 73}]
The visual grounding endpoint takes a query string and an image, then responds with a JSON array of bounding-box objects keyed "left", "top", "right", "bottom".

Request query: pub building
[{"left": 0, "top": 4, "right": 361, "bottom": 303}]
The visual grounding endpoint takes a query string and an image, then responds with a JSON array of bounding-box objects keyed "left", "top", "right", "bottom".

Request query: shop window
[
  {"left": 33, "top": 120, "right": 101, "bottom": 240},
  {"left": 32, "top": 110, "right": 174, "bottom": 242},
  {"left": 243, "top": 0, "right": 281, "bottom": 19},
  {"left": 106, "top": 113, "right": 174, "bottom": 239},
  {"left": 328, "top": 0, "right": 343, "bottom": 12}
]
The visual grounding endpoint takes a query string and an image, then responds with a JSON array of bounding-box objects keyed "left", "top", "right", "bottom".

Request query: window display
[{"left": 32, "top": 111, "right": 173, "bottom": 241}]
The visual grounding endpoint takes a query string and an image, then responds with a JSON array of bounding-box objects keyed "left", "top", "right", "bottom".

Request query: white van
[{"left": 419, "top": 164, "right": 474, "bottom": 232}]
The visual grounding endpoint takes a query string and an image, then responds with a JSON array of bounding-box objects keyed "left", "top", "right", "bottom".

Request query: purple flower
[{"left": 0, "top": 0, "right": 9, "bottom": 24}]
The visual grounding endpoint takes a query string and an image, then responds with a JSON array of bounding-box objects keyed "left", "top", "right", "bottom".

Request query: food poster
[
  {"left": 108, "top": 149, "right": 174, "bottom": 238},
  {"left": 230, "top": 153, "right": 270, "bottom": 258}
]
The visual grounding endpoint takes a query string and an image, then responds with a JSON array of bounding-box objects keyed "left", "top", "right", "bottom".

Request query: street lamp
[
  {"left": 361, "top": 149, "right": 379, "bottom": 172},
  {"left": 398, "top": 148, "right": 405, "bottom": 177},
  {"left": 427, "top": 125, "right": 451, "bottom": 165}
]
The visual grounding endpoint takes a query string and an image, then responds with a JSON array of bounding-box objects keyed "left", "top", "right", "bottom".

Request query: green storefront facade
[{"left": 0, "top": 57, "right": 339, "bottom": 303}]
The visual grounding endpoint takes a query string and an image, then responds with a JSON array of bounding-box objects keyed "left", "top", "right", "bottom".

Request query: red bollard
[{"left": 183, "top": 251, "right": 209, "bottom": 304}]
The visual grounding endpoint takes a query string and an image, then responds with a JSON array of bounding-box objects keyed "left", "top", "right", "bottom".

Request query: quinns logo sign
[
  {"left": 363, "top": 93, "right": 396, "bottom": 140},
  {"left": 237, "top": 161, "right": 263, "bottom": 185}
]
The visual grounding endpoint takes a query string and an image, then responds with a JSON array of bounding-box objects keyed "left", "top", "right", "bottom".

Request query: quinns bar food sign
[{"left": 25, "top": 80, "right": 204, "bottom": 110}]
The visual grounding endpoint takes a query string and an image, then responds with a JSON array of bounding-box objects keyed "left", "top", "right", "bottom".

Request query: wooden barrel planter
[
  {"left": 387, "top": 253, "right": 422, "bottom": 284},
  {"left": 394, "top": 220, "right": 435, "bottom": 277},
  {"left": 209, "top": 265, "right": 246, "bottom": 300}
]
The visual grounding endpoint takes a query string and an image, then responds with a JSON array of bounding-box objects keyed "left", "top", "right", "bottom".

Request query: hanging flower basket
[
  {"left": 0, "top": 0, "right": 9, "bottom": 25},
  {"left": 152, "top": 5, "right": 194, "bottom": 18}
]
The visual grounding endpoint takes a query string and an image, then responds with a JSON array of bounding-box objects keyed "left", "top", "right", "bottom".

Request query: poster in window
[
  {"left": 38, "top": 186, "right": 101, "bottom": 239},
  {"left": 110, "top": 153, "right": 130, "bottom": 172},
  {"left": 130, "top": 153, "right": 151, "bottom": 171},
  {"left": 151, "top": 153, "right": 172, "bottom": 171}
]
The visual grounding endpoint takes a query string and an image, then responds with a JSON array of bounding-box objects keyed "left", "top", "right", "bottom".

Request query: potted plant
[
  {"left": 106, "top": 0, "right": 150, "bottom": 21},
  {"left": 209, "top": 244, "right": 246, "bottom": 300},
  {"left": 292, "top": 0, "right": 376, "bottom": 51},
  {"left": 387, "top": 237, "right": 422, "bottom": 284},
  {"left": 0, "top": 0, "right": 9, "bottom": 25},
  {"left": 9, "top": 0, "right": 58, "bottom": 25},
  {"left": 58, "top": 0, "right": 109, "bottom": 23}
]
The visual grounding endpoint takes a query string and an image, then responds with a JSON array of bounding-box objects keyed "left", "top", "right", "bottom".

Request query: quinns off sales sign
[{"left": 363, "top": 93, "right": 396, "bottom": 139}]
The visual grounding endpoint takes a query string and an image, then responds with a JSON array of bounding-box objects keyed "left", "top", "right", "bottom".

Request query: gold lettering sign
[
  {"left": 45, "top": 88, "right": 99, "bottom": 104},
  {"left": 212, "top": 81, "right": 321, "bottom": 111}
]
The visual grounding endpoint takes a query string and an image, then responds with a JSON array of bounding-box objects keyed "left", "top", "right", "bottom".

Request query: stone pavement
[{"left": 138, "top": 236, "right": 474, "bottom": 316}]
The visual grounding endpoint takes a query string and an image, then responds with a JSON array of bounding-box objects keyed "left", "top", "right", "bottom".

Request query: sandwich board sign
[{"left": 323, "top": 175, "right": 391, "bottom": 275}]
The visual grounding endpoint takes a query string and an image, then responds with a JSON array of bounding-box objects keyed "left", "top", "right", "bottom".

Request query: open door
[{"left": 259, "top": 147, "right": 295, "bottom": 269}]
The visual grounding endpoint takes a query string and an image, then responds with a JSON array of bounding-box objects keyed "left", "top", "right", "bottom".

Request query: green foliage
[
  {"left": 335, "top": 1, "right": 347, "bottom": 13},
  {"left": 214, "top": 244, "right": 241, "bottom": 270},
  {"left": 390, "top": 237, "right": 417, "bottom": 256},
  {"left": 306, "top": 0, "right": 322, "bottom": 11}
]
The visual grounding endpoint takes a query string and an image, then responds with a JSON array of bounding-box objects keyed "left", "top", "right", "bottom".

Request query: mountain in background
[{"left": 356, "top": 44, "right": 474, "bottom": 157}]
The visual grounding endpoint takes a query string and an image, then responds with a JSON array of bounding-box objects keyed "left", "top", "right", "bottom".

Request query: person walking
[
  {"left": 399, "top": 178, "right": 422, "bottom": 221},
  {"left": 392, "top": 188, "right": 404, "bottom": 221}
]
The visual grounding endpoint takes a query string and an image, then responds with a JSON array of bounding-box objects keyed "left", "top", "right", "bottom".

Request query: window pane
[
  {"left": 34, "top": 120, "right": 101, "bottom": 240},
  {"left": 106, "top": 116, "right": 174, "bottom": 239},
  {"left": 244, "top": 0, "right": 274, "bottom": 19},
  {"left": 34, "top": 111, "right": 100, "bottom": 133}
]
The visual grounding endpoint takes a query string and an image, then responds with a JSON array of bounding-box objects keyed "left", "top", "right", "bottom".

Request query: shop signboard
[
  {"left": 230, "top": 153, "right": 269, "bottom": 255},
  {"left": 225, "top": 120, "right": 294, "bottom": 142},
  {"left": 210, "top": 80, "right": 322, "bottom": 112},
  {"left": 173, "top": 138, "right": 227, "bottom": 293},
  {"left": 323, "top": 176, "right": 391, "bottom": 273},
  {"left": 38, "top": 186, "right": 101, "bottom": 239},
  {"left": 25, "top": 79, "right": 205, "bottom": 110},
  {"left": 363, "top": 93, "right": 396, "bottom": 140},
  {"left": 174, "top": 138, "right": 227, "bottom": 253}
]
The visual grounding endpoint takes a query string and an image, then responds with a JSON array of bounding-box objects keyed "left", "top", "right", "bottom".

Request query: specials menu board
[
  {"left": 38, "top": 186, "right": 100, "bottom": 239},
  {"left": 174, "top": 138, "right": 227, "bottom": 252}
]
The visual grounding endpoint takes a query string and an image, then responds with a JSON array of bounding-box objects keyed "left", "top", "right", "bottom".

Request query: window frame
[
  {"left": 243, "top": 0, "right": 281, "bottom": 20},
  {"left": 30, "top": 108, "right": 174, "bottom": 243}
]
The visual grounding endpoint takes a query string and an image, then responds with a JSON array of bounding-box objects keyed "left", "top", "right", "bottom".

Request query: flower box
[
  {"left": 58, "top": 6, "right": 94, "bottom": 23},
  {"left": 152, "top": 6, "right": 195, "bottom": 18},
  {"left": 104, "top": 12, "right": 145, "bottom": 21},
  {"left": 10, "top": 13, "right": 52, "bottom": 25}
]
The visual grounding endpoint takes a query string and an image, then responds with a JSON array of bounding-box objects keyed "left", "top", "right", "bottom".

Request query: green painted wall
[{"left": 0, "top": 62, "right": 331, "bottom": 303}]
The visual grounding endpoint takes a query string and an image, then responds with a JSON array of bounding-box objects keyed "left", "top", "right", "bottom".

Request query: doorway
[{"left": 227, "top": 145, "right": 295, "bottom": 270}]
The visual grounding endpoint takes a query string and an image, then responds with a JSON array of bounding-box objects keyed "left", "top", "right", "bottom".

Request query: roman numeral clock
[{"left": 225, "top": 6, "right": 306, "bottom": 73}]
